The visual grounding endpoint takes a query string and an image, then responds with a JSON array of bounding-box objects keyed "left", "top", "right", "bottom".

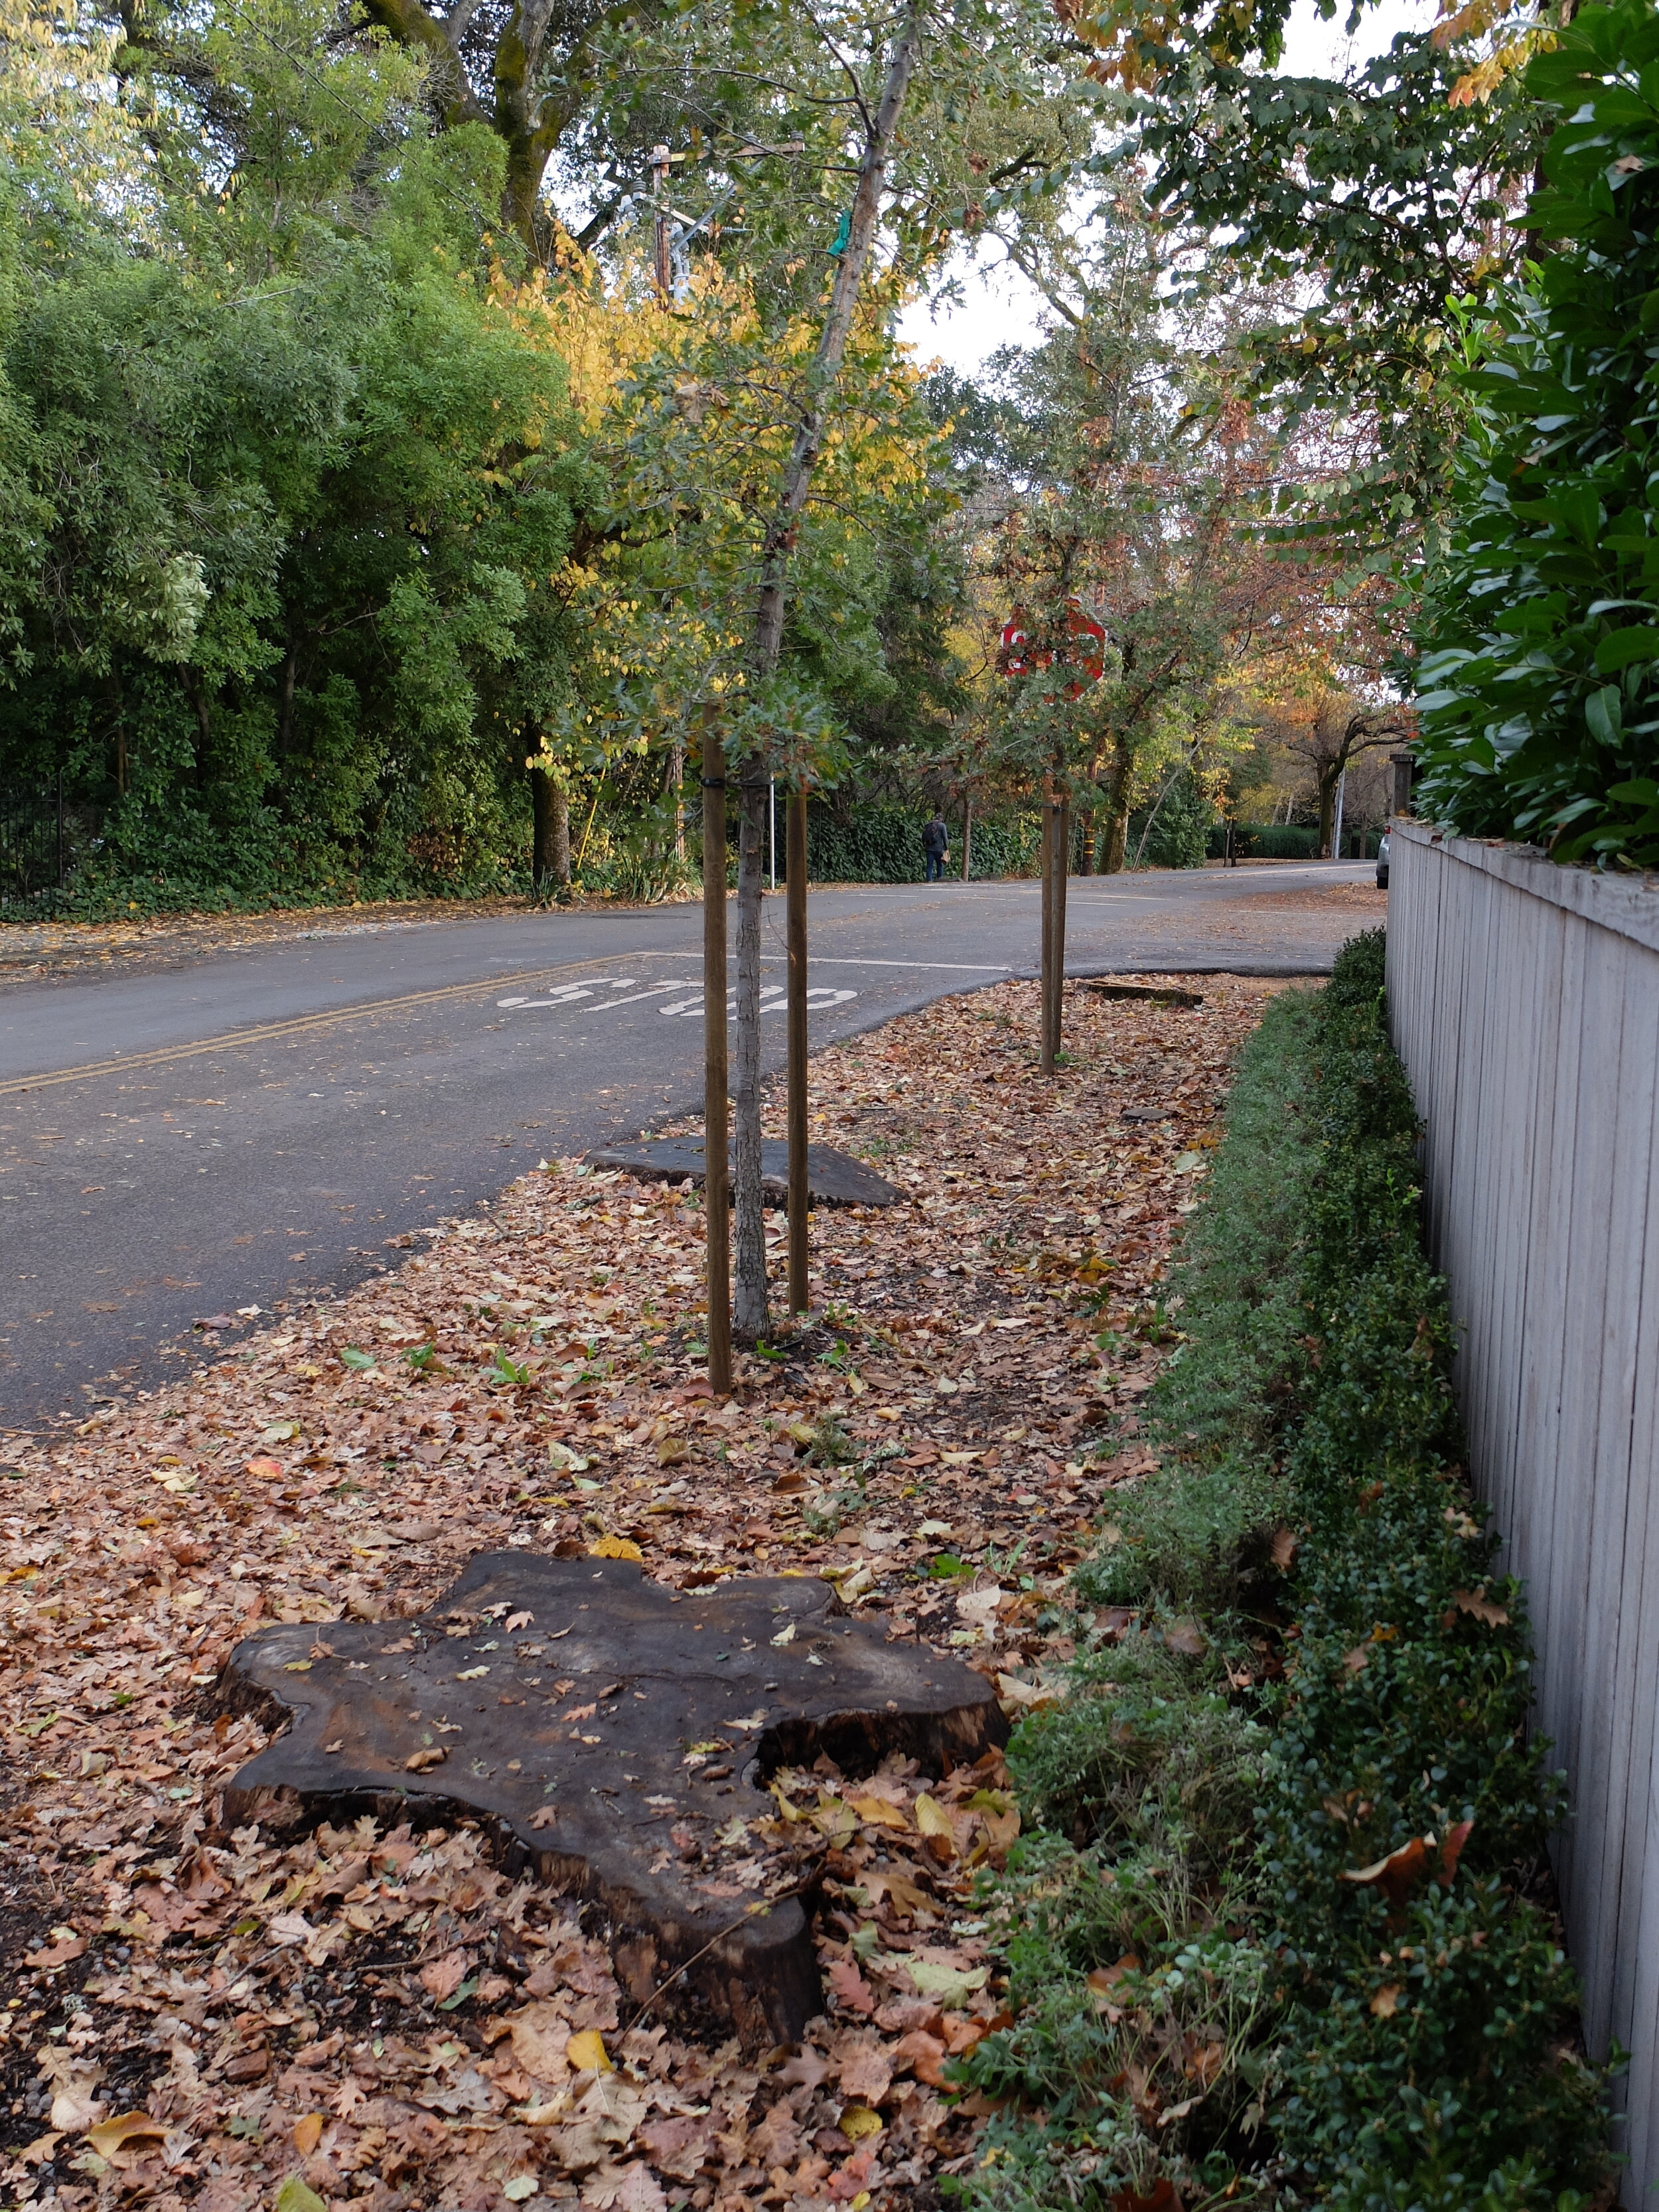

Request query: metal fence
[
  {"left": 0, "top": 776, "right": 106, "bottom": 913},
  {"left": 1388, "top": 819, "right": 1659, "bottom": 2193}
]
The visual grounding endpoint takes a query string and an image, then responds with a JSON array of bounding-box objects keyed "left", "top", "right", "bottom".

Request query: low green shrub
[{"left": 954, "top": 932, "right": 1614, "bottom": 2211}]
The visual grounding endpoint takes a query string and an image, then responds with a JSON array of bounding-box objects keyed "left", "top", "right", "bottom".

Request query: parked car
[{"left": 1376, "top": 832, "right": 1390, "bottom": 890}]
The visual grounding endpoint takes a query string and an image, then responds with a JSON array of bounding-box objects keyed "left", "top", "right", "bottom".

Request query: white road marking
[
  {"left": 497, "top": 980, "right": 636, "bottom": 1009},
  {"left": 573, "top": 983, "right": 683, "bottom": 1012},
  {"left": 658, "top": 986, "right": 857, "bottom": 1018},
  {"left": 660, "top": 952, "right": 1009, "bottom": 974}
]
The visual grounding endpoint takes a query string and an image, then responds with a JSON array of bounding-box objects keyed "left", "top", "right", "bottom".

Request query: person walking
[{"left": 922, "top": 810, "right": 949, "bottom": 882}]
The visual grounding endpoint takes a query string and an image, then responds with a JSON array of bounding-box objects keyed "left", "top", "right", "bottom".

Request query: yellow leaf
[
  {"left": 86, "top": 2110, "right": 166, "bottom": 2160},
  {"left": 292, "top": 2112, "right": 325, "bottom": 2155},
  {"left": 1370, "top": 1982, "right": 1404, "bottom": 2019},
  {"left": 588, "top": 1536, "right": 643, "bottom": 1561},
  {"left": 848, "top": 1794, "right": 910, "bottom": 1831},
  {"left": 275, "top": 2179, "right": 329, "bottom": 2212},
  {"left": 565, "top": 2029, "right": 611, "bottom": 2074},
  {"left": 914, "top": 1795, "right": 954, "bottom": 1840},
  {"left": 839, "top": 2105, "right": 884, "bottom": 2141},
  {"left": 656, "top": 1435, "right": 688, "bottom": 1466}
]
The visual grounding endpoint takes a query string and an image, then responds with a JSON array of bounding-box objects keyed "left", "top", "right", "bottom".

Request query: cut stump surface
[
  {"left": 221, "top": 1553, "right": 1005, "bottom": 2045},
  {"left": 585, "top": 1137, "right": 902, "bottom": 1207}
]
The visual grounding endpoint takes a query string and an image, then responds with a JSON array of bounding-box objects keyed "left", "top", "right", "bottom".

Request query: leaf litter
[{"left": 0, "top": 974, "right": 1285, "bottom": 2210}]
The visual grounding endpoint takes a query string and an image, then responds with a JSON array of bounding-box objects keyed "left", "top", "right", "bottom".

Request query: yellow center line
[{"left": 0, "top": 956, "right": 674, "bottom": 1098}]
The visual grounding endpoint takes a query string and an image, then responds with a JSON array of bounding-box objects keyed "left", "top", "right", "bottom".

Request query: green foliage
[
  {"left": 1128, "top": 769, "right": 1211, "bottom": 868},
  {"left": 1412, "top": 0, "right": 1659, "bottom": 867},
  {"left": 1124, "top": 31, "right": 1542, "bottom": 564},
  {"left": 0, "top": 4, "right": 595, "bottom": 907},
  {"left": 955, "top": 932, "right": 1614, "bottom": 2210},
  {"left": 0, "top": 0, "right": 991, "bottom": 914},
  {"left": 804, "top": 802, "right": 1039, "bottom": 883}
]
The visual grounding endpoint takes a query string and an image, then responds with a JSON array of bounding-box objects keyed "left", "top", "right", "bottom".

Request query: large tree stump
[{"left": 220, "top": 1554, "right": 1005, "bottom": 2045}]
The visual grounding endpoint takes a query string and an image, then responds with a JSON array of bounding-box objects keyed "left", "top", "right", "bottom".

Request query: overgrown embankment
[{"left": 960, "top": 932, "right": 1615, "bottom": 2211}]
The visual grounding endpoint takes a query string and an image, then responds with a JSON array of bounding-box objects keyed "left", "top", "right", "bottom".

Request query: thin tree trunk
[
  {"left": 1317, "top": 769, "right": 1339, "bottom": 859},
  {"left": 731, "top": 1, "right": 923, "bottom": 1331},
  {"left": 531, "top": 767, "right": 571, "bottom": 893},
  {"left": 701, "top": 712, "right": 732, "bottom": 1394},
  {"left": 962, "top": 796, "right": 972, "bottom": 881},
  {"left": 733, "top": 761, "right": 769, "bottom": 1338},
  {"left": 786, "top": 790, "right": 810, "bottom": 1313},
  {"left": 669, "top": 741, "right": 685, "bottom": 861}
]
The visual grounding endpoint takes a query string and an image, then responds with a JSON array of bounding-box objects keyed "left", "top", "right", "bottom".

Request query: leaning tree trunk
[
  {"left": 728, "top": 1, "right": 924, "bottom": 1337},
  {"left": 732, "top": 765, "right": 770, "bottom": 1337}
]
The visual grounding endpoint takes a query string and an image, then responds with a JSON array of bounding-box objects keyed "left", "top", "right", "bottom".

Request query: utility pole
[{"left": 700, "top": 711, "right": 732, "bottom": 1394}]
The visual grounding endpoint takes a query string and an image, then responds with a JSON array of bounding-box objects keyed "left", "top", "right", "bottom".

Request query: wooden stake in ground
[
  {"left": 732, "top": 773, "right": 768, "bottom": 1337},
  {"left": 1041, "top": 796, "right": 1070, "bottom": 1070},
  {"left": 701, "top": 713, "right": 733, "bottom": 1394},
  {"left": 962, "top": 794, "right": 972, "bottom": 883},
  {"left": 727, "top": 2, "right": 924, "bottom": 1339},
  {"left": 787, "top": 790, "right": 810, "bottom": 1313},
  {"left": 1055, "top": 796, "right": 1070, "bottom": 1057},
  {"left": 1041, "top": 797, "right": 1056, "bottom": 1072}
]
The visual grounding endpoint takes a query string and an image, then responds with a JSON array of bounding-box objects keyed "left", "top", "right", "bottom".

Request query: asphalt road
[{"left": 0, "top": 864, "right": 1378, "bottom": 1430}]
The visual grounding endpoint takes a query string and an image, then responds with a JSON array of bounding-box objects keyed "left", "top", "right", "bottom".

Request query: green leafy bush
[
  {"left": 1413, "top": 0, "right": 1659, "bottom": 865},
  {"left": 955, "top": 933, "right": 1613, "bottom": 2211},
  {"left": 805, "top": 803, "right": 1040, "bottom": 883}
]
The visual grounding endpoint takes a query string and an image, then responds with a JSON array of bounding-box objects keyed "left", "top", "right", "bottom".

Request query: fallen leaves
[
  {"left": 1449, "top": 1586, "right": 1511, "bottom": 1627},
  {"left": 0, "top": 974, "right": 1274, "bottom": 2211}
]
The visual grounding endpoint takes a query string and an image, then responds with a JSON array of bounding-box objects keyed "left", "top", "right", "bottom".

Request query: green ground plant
[{"left": 954, "top": 932, "right": 1615, "bottom": 2211}]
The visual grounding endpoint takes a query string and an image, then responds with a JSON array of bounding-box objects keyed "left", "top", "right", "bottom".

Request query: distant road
[{"left": 0, "top": 864, "right": 1379, "bottom": 1428}]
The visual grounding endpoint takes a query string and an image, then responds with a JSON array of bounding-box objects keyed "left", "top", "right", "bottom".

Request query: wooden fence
[{"left": 1388, "top": 819, "right": 1659, "bottom": 2195}]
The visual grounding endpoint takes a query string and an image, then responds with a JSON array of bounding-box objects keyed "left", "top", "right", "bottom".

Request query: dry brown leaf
[{"left": 1452, "top": 1587, "right": 1510, "bottom": 1627}]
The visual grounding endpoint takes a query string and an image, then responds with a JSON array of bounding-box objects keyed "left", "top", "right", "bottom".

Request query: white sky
[{"left": 895, "top": 0, "right": 1425, "bottom": 379}]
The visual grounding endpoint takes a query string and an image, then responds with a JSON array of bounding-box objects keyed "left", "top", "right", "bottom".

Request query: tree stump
[{"left": 220, "top": 1554, "right": 1005, "bottom": 2046}]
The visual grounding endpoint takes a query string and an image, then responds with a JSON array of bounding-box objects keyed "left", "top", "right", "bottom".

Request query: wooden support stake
[
  {"left": 1054, "top": 798, "right": 1070, "bottom": 1063},
  {"left": 701, "top": 713, "right": 733, "bottom": 1395},
  {"left": 1040, "top": 797, "right": 1056, "bottom": 1074},
  {"left": 962, "top": 794, "right": 972, "bottom": 883},
  {"left": 786, "top": 791, "right": 810, "bottom": 1315}
]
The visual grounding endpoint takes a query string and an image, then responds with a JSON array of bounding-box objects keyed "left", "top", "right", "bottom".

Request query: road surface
[{"left": 0, "top": 865, "right": 1380, "bottom": 1429}]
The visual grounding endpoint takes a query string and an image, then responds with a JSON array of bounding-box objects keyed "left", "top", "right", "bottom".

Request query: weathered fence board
[{"left": 1388, "top": 822, "right": 1659, "bottom": 2191}]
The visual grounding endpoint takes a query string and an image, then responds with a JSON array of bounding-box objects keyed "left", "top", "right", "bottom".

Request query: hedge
[
  {"left": 954, "top": 932, "right": 1613, "bottom": 2211},
  {"left": 1202, "top": 823, "right": 1384, "bottom": 861},
  {"left": 804, "top": 803, "right": 1041, "bottom": 883}
]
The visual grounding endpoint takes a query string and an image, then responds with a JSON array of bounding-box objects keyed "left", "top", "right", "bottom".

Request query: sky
[{"left": 894, "top": 0, "right": 1425, "bottom": 379}]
